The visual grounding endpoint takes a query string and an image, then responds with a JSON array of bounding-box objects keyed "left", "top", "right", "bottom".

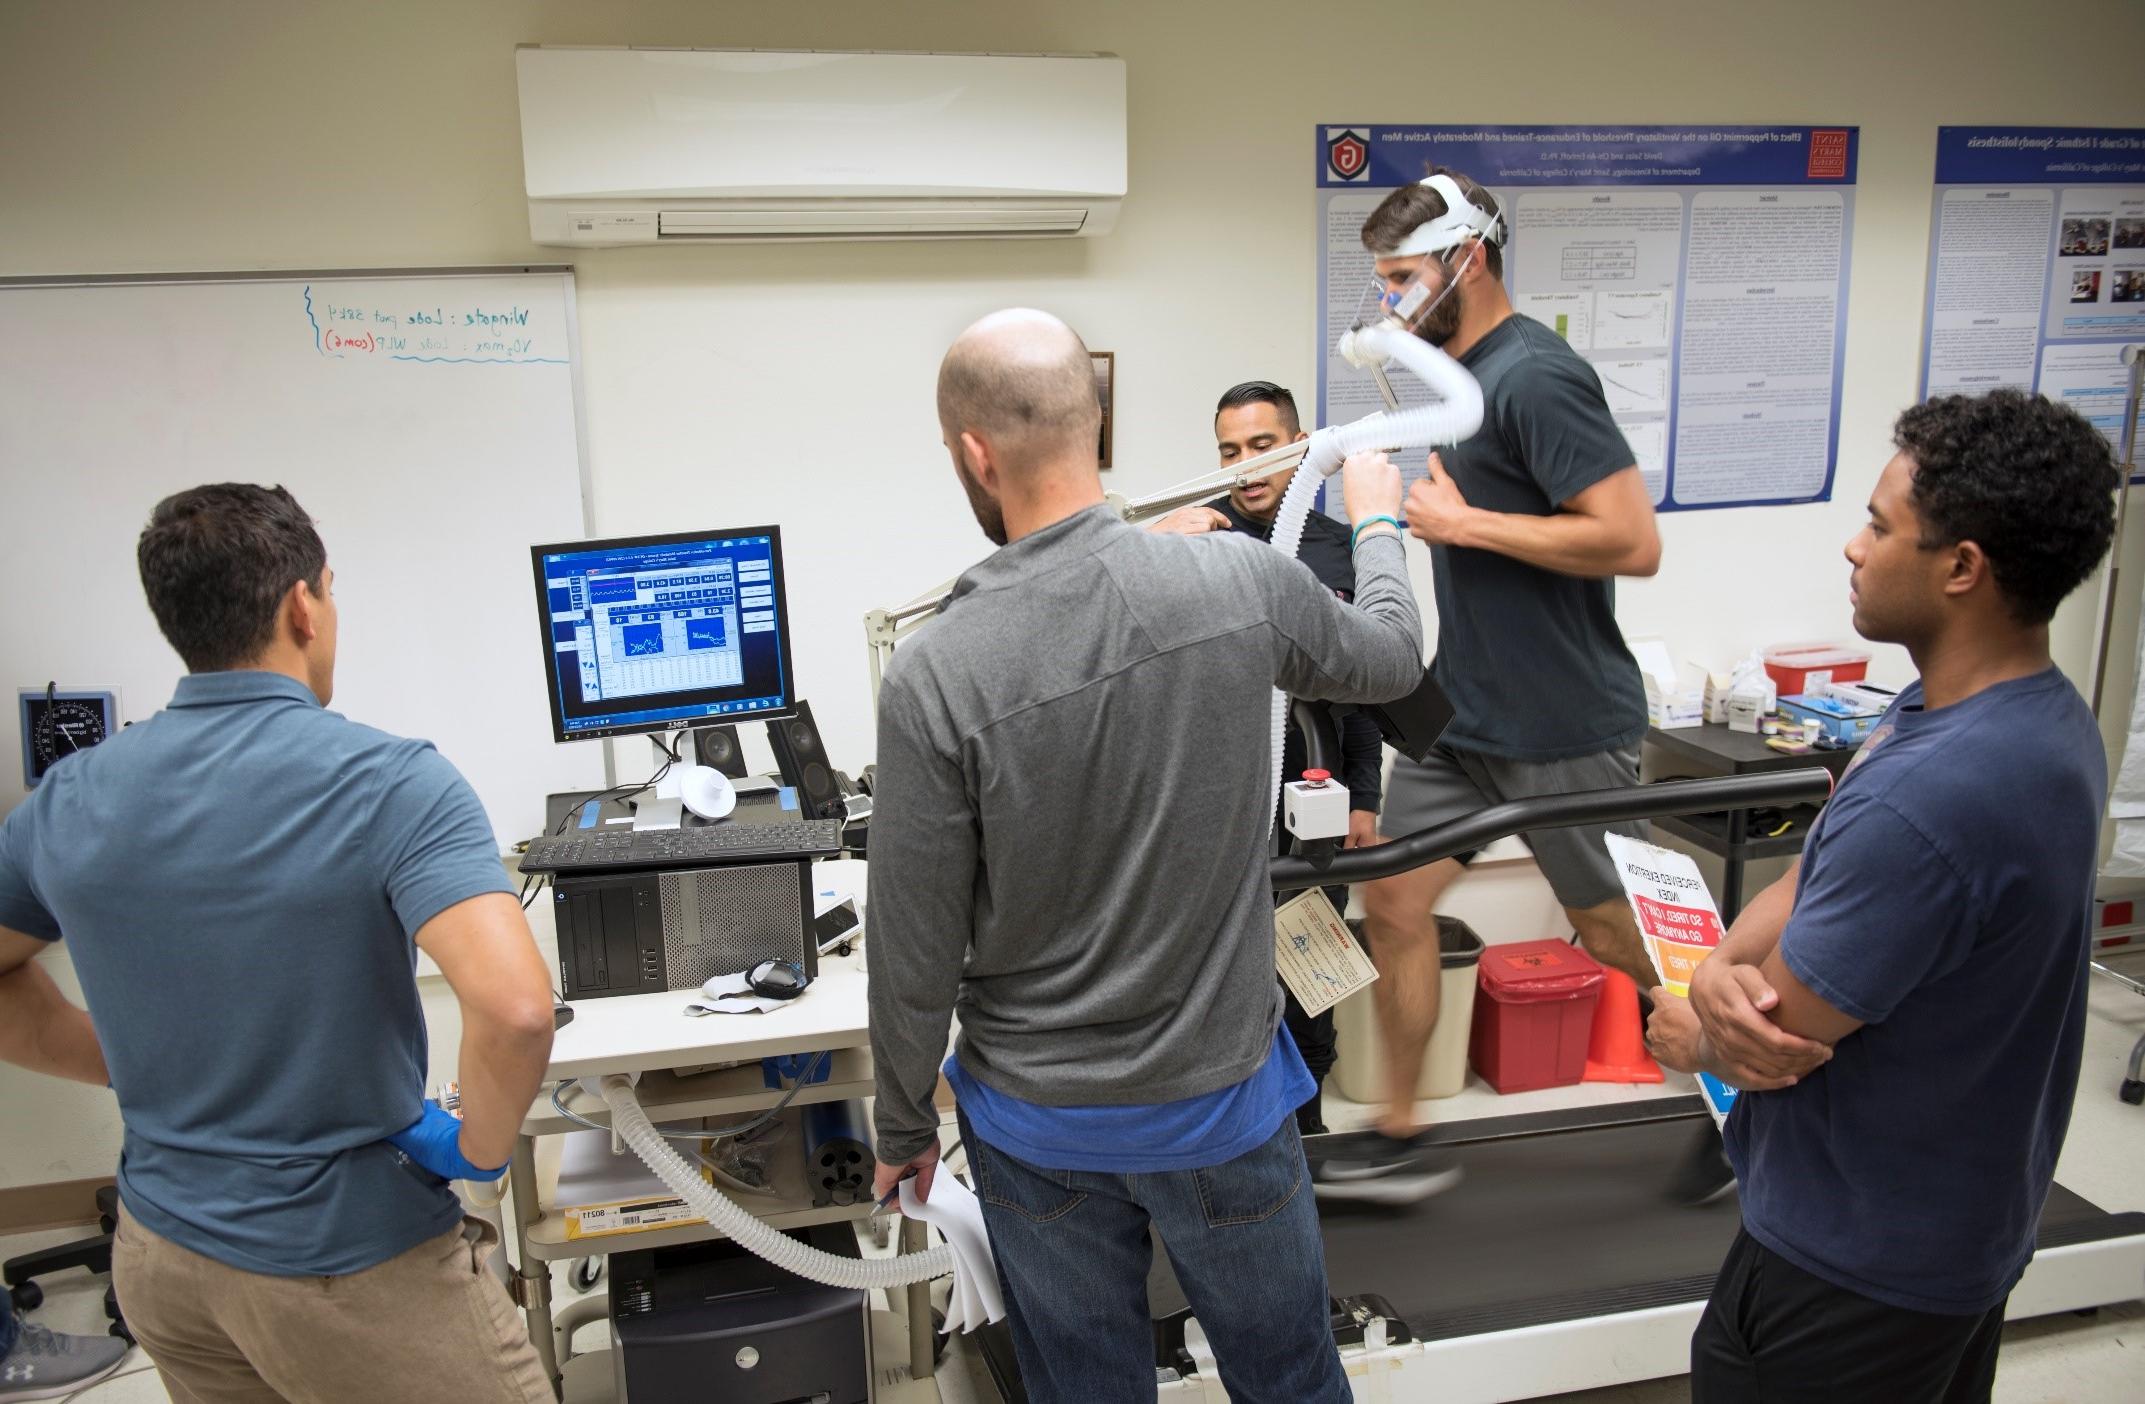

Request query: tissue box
[
  {"left": 1631, "top": 637, "right": 1704, "bottom": 730},
  {"left": 1780, "top": 693, "right": 1883, "bottom": 744},
  {"left": 1647, "top": 684, "right": 1704, "bottom": 730},
  {"left": 1702, "top": 672, "right": 1734, "bottom": 724},
  {"left": 1727, "top": 685, "right": 1769, "bottom": 734}
]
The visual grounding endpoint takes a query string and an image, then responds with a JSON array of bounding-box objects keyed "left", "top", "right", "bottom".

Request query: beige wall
[{"left": 4, "top": 0, "right": 2143, "bottom": 1186}]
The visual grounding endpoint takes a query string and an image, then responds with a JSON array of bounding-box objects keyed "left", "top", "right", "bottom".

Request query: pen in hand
[{"left": 873, "top": 1166, "right": 918, "bottom": 1216}]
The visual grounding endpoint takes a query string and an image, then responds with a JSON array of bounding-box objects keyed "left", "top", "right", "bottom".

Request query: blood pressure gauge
[{"left": 19, "top": 687, "right": 120, "bottom": 786}]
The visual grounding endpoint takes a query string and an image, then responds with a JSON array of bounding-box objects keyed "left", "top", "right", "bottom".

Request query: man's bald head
[{"left": 937, "top": 309, "right": 1102, "bottom": 477}]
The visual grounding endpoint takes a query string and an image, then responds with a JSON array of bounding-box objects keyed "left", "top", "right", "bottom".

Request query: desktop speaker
[
  {"left": 767, "top": 701, "right": 844, "bottom": 820},
  {"left": 691, "top": 723, "right": 750, "bottom": 779},
  {"left": 552, "top": 860, "right": 816, "bottom": 999}
]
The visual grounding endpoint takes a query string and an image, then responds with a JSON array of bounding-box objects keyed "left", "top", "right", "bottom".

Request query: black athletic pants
[
  {"left": 1281, "top": 989, "right": 1336, "bottom": 1079},
  {"left": 1692, "top": 1229, "right": 2005, "bottom": 1404}
]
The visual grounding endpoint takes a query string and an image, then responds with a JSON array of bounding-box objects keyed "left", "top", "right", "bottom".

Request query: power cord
[
  {"left": 548, "top": 739, "right": 683, "bottom": 838},
  {"left": 515, "top": 735, "right": 688, "bottom": 914}
]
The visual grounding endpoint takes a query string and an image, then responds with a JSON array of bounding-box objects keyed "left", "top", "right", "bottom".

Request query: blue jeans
[{"left": 962, "top": 1112, "right": 1348, "bottom": 1404}]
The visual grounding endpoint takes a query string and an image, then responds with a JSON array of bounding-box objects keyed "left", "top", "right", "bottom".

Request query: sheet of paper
[
  {"left": 1605, "top": 833, "right": 1738, "bottom": 1125},
  {"left": 1315, "top": 124, "right": 1857, "bottom": 514},
  {"left": 900, "top": 1173, "right": 1005, "bottom": 1332},
  {"left": 1274, "top": 888, "right": 1379, "bottom": 1017}
]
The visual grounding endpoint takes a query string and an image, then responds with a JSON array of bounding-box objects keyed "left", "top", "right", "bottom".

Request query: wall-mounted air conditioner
[{"left": 515, "top": 46, "right": 1127, "bottom": 246}]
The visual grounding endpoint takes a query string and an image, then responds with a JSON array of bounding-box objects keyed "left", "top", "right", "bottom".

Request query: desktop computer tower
[
  {"left": 609, "top": 1224, "right": 871, "bottom": 1404},
  {"left": 552, "top": 860, "right": 816, "bottom": 999}
]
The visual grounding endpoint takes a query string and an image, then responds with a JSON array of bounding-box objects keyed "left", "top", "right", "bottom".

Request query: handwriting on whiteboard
[{"left": 302, "top": 285, "right": 567, "bottom": 364}]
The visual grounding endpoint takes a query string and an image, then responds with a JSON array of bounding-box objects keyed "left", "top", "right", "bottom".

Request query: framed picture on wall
[{"left": 1092, "top": 351, "right": 1114, "bottom": 469}]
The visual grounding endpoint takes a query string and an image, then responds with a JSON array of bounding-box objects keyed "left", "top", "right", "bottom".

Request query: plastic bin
[
  {"left": 1779, "top": 693, "right": 1883, "bottom": 744},
  {"left": 1469, "top": 939, "right": 1605, "bottom": 1094},
  {"left": 1762, "top": 642, "right": 1870, "bottom": 698},
  {"left": 1332, "top": 917, "right": 1485, "bottom": 1104}
]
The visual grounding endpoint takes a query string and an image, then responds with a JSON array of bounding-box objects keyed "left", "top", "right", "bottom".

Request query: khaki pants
[{"left": 113, "top": 1202, "right": 551, "bottom": 1404}]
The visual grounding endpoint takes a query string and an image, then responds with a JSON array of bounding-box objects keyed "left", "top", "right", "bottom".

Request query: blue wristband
[{"left": 1351, "top": 515, "right": 1403, "bottom": 549}]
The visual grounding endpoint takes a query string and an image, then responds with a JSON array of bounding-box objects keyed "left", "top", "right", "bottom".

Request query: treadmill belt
[
  {"left": 1312, "top": 1110, "right": 2138, "bottom": 1341},
  {"left": 1318, "top": 1114, "right": 1736, "bottom": 1340},
  {"left": 2037, "top": 1180, "right": 2125, "bottom": 1236},
  {"left": 981, "top": 1105, "right": 2144, "bottom": 1399}
]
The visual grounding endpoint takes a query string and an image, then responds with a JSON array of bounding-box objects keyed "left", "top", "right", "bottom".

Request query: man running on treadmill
[
  {"left": 1647, "top": 390, "right": 2117, "bottom": 1402},
  {"left": 1336, "top": 167, "right": 1662, "bottom": 1190}
]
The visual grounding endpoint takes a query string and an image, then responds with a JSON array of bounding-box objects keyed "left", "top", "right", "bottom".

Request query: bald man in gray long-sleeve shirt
[{"left": 867, "top": 309, "right": 1428, "bottom": 1403}]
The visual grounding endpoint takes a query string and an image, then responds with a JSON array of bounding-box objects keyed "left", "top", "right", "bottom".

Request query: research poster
[
  {"left": 1919, "top": 127, "right": 2145, "bottom": 452},
  {"left": 1316, "top": 125, "right": 1859, "bottom": 511}
]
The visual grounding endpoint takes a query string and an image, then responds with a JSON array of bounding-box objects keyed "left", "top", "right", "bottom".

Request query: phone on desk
[{"left": 816, "top": 898, "right": 861, "bottom": 955}]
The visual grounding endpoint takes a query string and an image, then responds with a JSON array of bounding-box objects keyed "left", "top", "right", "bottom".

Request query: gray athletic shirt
[{"left": 868, "top": 505, "right": 1422, "bottom": 1163}]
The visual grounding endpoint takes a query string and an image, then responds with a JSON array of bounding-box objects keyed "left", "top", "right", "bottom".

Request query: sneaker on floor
[
  {"left": 1668, "top": 1122, "right": 1737, "bottom": 1206},
  {"left": 1310, "top": 1131, "right": 1464, "bottom": 1205},
  {"left": 0, "top": 1321, "right": 129, "bottom": 1402}
]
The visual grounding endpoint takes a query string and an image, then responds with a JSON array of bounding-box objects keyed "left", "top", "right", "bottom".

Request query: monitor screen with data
[{"left": 531, "top": 526, "right": 795, "bottom": 743}]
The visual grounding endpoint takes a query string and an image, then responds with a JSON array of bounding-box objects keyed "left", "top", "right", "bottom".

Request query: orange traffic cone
[{"left": 1583, "top": 967, "right": 1664, "bottom": 1083}]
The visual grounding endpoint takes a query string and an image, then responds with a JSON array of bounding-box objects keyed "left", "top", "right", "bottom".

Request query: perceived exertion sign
[{"left": 1607, "top": 833, "right": 1739, "bottom": 1125}]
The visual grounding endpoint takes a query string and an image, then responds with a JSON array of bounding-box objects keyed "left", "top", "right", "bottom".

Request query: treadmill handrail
[{"left": 1271, "top": 769, "right": 1835, "bottom": 891}]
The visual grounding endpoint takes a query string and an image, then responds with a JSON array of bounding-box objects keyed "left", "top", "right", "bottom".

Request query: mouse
[
  {"left": 747, "top": 959, "right": 809, "bottom": 999},
  {"left": 677, "top": 764, "right": 737, "bottom": 822},
  {"left": 700, "top": 960, "right": 811, "bottom": 1002}
]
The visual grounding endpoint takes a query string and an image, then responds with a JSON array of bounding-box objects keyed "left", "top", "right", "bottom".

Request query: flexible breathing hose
[
  {"left": 598, "top": 1074, "right": 954, "bottom": 1289},
  {"left": 1263, "top": 324, "right": 1485, "bottom": 827}
]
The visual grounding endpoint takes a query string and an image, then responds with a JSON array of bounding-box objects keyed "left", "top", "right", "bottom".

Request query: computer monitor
[{"left": 531, "top": 526, "right": 797, "bottom": 744}]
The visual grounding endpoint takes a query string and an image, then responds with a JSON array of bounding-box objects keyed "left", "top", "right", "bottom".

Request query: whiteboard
[{"left": 0, "top": 268, "right": 605, "bottom": 846}]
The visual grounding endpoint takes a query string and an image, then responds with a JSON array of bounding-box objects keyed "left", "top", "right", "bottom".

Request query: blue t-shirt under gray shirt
[
  {"left": 944, "top": 1025, "right": 1314, "bottom": 1174},
  {"left": 0, "top": 671, "right": 513, "bottom": 1276},
  {"left": 1724, "top": 668, "right": 2102, "bottom": 1314}
]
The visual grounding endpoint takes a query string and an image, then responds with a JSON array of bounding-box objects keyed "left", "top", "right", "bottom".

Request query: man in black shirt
[
  {"left": 1150, "top": 379, "right": 1389, "bottom": 1134},
  {"left": 1342, "top": 167, "right": 1664, "bottom": 1189}
]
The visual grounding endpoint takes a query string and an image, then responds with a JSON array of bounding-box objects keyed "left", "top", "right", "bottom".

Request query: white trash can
[{"left": 1332, "top": 916, "right": 1485, "bottom": 1104}]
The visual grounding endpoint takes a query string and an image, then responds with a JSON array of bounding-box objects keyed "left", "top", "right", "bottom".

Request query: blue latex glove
[{"left": 388, "top": 1100, "right": 507, "bottom": 1183}]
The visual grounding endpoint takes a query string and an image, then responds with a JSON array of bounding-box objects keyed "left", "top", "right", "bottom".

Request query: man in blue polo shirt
[
  {"left": 0, "top": 484, "right": 559, "bottom": 1403},
  {"left": 1646, "top": 390, "right": 2118, "bottom": 1402}
]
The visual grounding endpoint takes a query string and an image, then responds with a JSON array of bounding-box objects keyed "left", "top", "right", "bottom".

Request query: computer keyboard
[{"left": 520, "top": 819, "right": 847, "bottom": 874}]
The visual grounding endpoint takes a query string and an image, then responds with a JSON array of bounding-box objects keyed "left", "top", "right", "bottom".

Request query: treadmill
[{"left": 973, "top": 766, "right": 2145, "bottom": 1402}]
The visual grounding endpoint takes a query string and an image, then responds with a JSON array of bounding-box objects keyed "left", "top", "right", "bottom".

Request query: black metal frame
[{"left": 1274, "top": 767, "right": 1835, "bottom": 891}]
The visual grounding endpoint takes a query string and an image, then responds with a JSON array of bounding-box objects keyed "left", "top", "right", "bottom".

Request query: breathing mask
[{"left": 1348, "top": 173, "right": 1507, "bottom": 355}]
